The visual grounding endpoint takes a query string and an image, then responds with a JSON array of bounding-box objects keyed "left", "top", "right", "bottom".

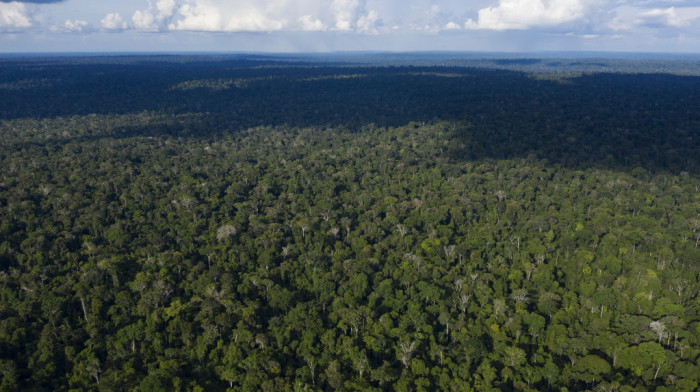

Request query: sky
[{"left": 1, "top": 0, "right": 699, "bottom": 53}]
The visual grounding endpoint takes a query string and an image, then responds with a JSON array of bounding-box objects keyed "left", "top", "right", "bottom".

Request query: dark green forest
[{"left": 0, "top": 55, "right": 699, "bottom": 391}]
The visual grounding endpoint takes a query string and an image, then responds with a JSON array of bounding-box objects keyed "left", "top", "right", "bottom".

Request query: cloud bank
[
  {"left": 1, "top": 0, "right": 699, "bottom": 53},
  {"left": 635, "top": 7, "right": 700, "bottom": 29},
  {"left": 465, "top": 0, "right": 593, "bottom": 30},
  {"left": 101, "top": 12, "right": 128, "bottom": 31},
  {"left": 0, "top": 2, "right": 32, "bottom": 31},
  {"left": 111, "top": 0, "right": 382, "bottom": 33},
  {"left": 50, "top": 19, "right": 89, "bottom": 33}
]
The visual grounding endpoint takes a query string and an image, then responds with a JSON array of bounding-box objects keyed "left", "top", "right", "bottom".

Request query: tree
[
  {"left": 572, "top": 355, "right": 611, "bottom": 384},
  {"left": 619, "top": 342, "right": 666, "bottom": 380}
]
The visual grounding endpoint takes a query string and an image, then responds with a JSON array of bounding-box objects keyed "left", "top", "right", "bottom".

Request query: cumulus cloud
[
  {"left": 608, "top": 4, "right": 700, "bottom": 31},
  {"left": 331, "top": 0, "right": 362, "bottom": 30},
  {"left": 168, "top": 0, "right": 286, "bottom": 32},
  {"left": 0, "top": 2, "right": 32, "bottom": 30},
  {"left": 298, "top": 14, "right": 326, "bottom": 31},
  {"left": 356, "top": 9, "right": 379, "bottom": 32},
  {"left": 101, "top": 12, "right": 128, "bottom": 30},
  {"left": 132, "top": 0, "right": 177, "bottom": 31},
  {"left": 465, "top": 0, "right": 592, "bottom": 30},
  {"left": 635, "top": 7, "right": 700, "bottom": 28},
  {"left": 126, "top": 0, "right": 381, "bottom": 33},
  {"left": 406, "top": 4, "right": 470, "bottom": 33},
  {"left": 50, "top": 19, "right": 90, "bottom": 33}
]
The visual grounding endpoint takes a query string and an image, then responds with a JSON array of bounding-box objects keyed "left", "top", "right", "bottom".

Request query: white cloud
[
  {"left": 330, "top": 0, "right": 380, "bottom": 32},
  {"left": 101, "top": 12, "right": 128, "bottom": 30},
  {"left": 635, "top": 7, "right": 700, "bottom": 28},
  {"left": 169, "top": 0, "right": 287, "bottom": 32},
  {"left": 127, "top": 0, "right": 381, "bottom": 33},
  {"left": 132, "top": 0, "right": 176, "bottom": 31},
  {"left": 332, "top": 0, "right": 361, "bottom": 30},
  {"left": 444, "top": 21, "right": 461, "bottom": 30},
  {"left": 607, "top": 16, "right": 630, "bottom": 31},
  {"left": 356, "top": 9, "right": 379, "bottom": 32},
  {"left": 298, "top": 14, "right": 326, "bottom": 31},
  {"left": 0, "top": 2, "right": 32, "bottom": 31},
  {"left": 465, "top": 0, "right": 592, "bottom": 30},
  {"left": 50, "top": 19, "right": 90, "bottom": 33},
  {"left": 608, "top": 5, "right": 700, "bottom": 31}
]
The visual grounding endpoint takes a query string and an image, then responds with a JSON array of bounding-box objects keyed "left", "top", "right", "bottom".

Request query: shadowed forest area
[
  {"left": 0, "top": 55, "right": 699, "bottom": 391},
  {"left": 1, "top": 56, "right": 699, "bottom": 175}
]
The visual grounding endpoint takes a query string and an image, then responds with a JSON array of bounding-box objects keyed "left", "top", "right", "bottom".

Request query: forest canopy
[{"left": 0, "top": 54, "right": 699, "bottom": 391}]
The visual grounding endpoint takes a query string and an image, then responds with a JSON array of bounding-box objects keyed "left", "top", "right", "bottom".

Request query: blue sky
[{"left": 1, "top": 0, "right": 699, "bottom": 52}]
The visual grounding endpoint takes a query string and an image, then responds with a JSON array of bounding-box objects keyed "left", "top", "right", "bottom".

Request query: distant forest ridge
[
  {"left": 1, "top": 55, "right": 699, "bottom": 176},
  {"left": 1, "top": 52, "right": 700, "bottom": 74}
]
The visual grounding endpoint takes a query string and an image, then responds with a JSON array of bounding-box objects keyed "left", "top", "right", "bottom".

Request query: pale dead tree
[
  {"left": 254, "top": 335, "right": 266, "bottom": 350},
  {"left": 676, "top": 341, "right": 689, "bottom": 358},
  {"left": 493, "top": 298, "right": 506, "bottom": 318},
  {"left": 511, "top": 289, "right": 530, "bottom": 304},
  {"left": 597, "top": 382, "right": 620, "bottom": 392},
  {"left": 506, "top": 246, "right": 516, "bottom": 261},
  {"left": 404, "top": 253, "right": 423, "bottom": 271},
  {"left": 408, "top": 311, "right": 426, "bottom": 332},
  {"left": 85, "top": 358, "right": 101, "bottom": 385},
  {"left": 179, "top": 197, "right": 197, "bottom": 210},
  {"left": 454, "top": 279, "right": 464, "bottom": 293},
  {"left": 83, "top": 241, "right": 98, "bottom": 260},
  {"left": 654, "top": 363, "right": 663, "bottom": 380},
  {"left": 689, "top": 219, "right": 700, "bottom": 234},
  {"left": 656, "top": 259, "right": 666, "bottom": 270},
  {"left": 650, "top": 321, "right": 669, "bottom": 345},
  {"left": 456, "top": 294, "right": 471, "bottom": 313},
  {"left": 535, "top": 254, "right": 545, "bottom": 265},
  {"left": 340, "top": 217, "right": 352, "bottom": 237},
  {"left": 398, "top": 341, "right": 416, "bottom": 368},
  {"left": 435, "top": 347, "right": 444, "bottom": 365},
  {"left": 353, "top": 355, "right": 368, "bottom": 378},
  {"left": 509, "top": 235, "right": 521, "bottom": 251},
  {"left": 443, "top": 245, "right": 455, "bottom": 258},
  {"left": 305, "top": 356, "right": 316, "bottom": 385},
  {"left": 666, "top": 374, "right": 677, "bottom": 387},
  {"left": 216, "top": 225, "right": 237, "bottom": 241},
  {"left": 346, "top": 311, "right": 362, "bottom": 337},
  {"left": 524, "top": 262, "right": 536, "bottom": 281},
  {"left": 412, "top": 198, "right": 424, "bottom": 209},
  {"left": 80, "top": 298, "right": 89, "bottom": 323},
  {"left": 470, "top": 273, "right": 479, "bottom": 283},
  {"left": 282, "top": 246, "right": 291, "bottom": 260},
  {"left": 329, "top": 227, "right": 340, "bottom": 238},
  {"left": 495, "top": 190, "right": 507, "bottom": 201},
  {"left": 153, "top": 279, "right": 174, "bottom": 306},
  {"left": 205, "top": 286, "right": 224, "bottom": 302},
  {"left": 395, "top": 224, "right": 407, "bottom": 236}
]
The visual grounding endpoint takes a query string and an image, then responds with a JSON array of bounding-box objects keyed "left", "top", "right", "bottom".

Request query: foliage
[{"left": 0, "top": 55, "right": 699, "bottom": 391}]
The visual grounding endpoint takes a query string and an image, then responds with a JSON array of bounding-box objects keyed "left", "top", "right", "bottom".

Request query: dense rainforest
[{"left": 0, "top": 54, "right": 699, "bottom": 391}]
